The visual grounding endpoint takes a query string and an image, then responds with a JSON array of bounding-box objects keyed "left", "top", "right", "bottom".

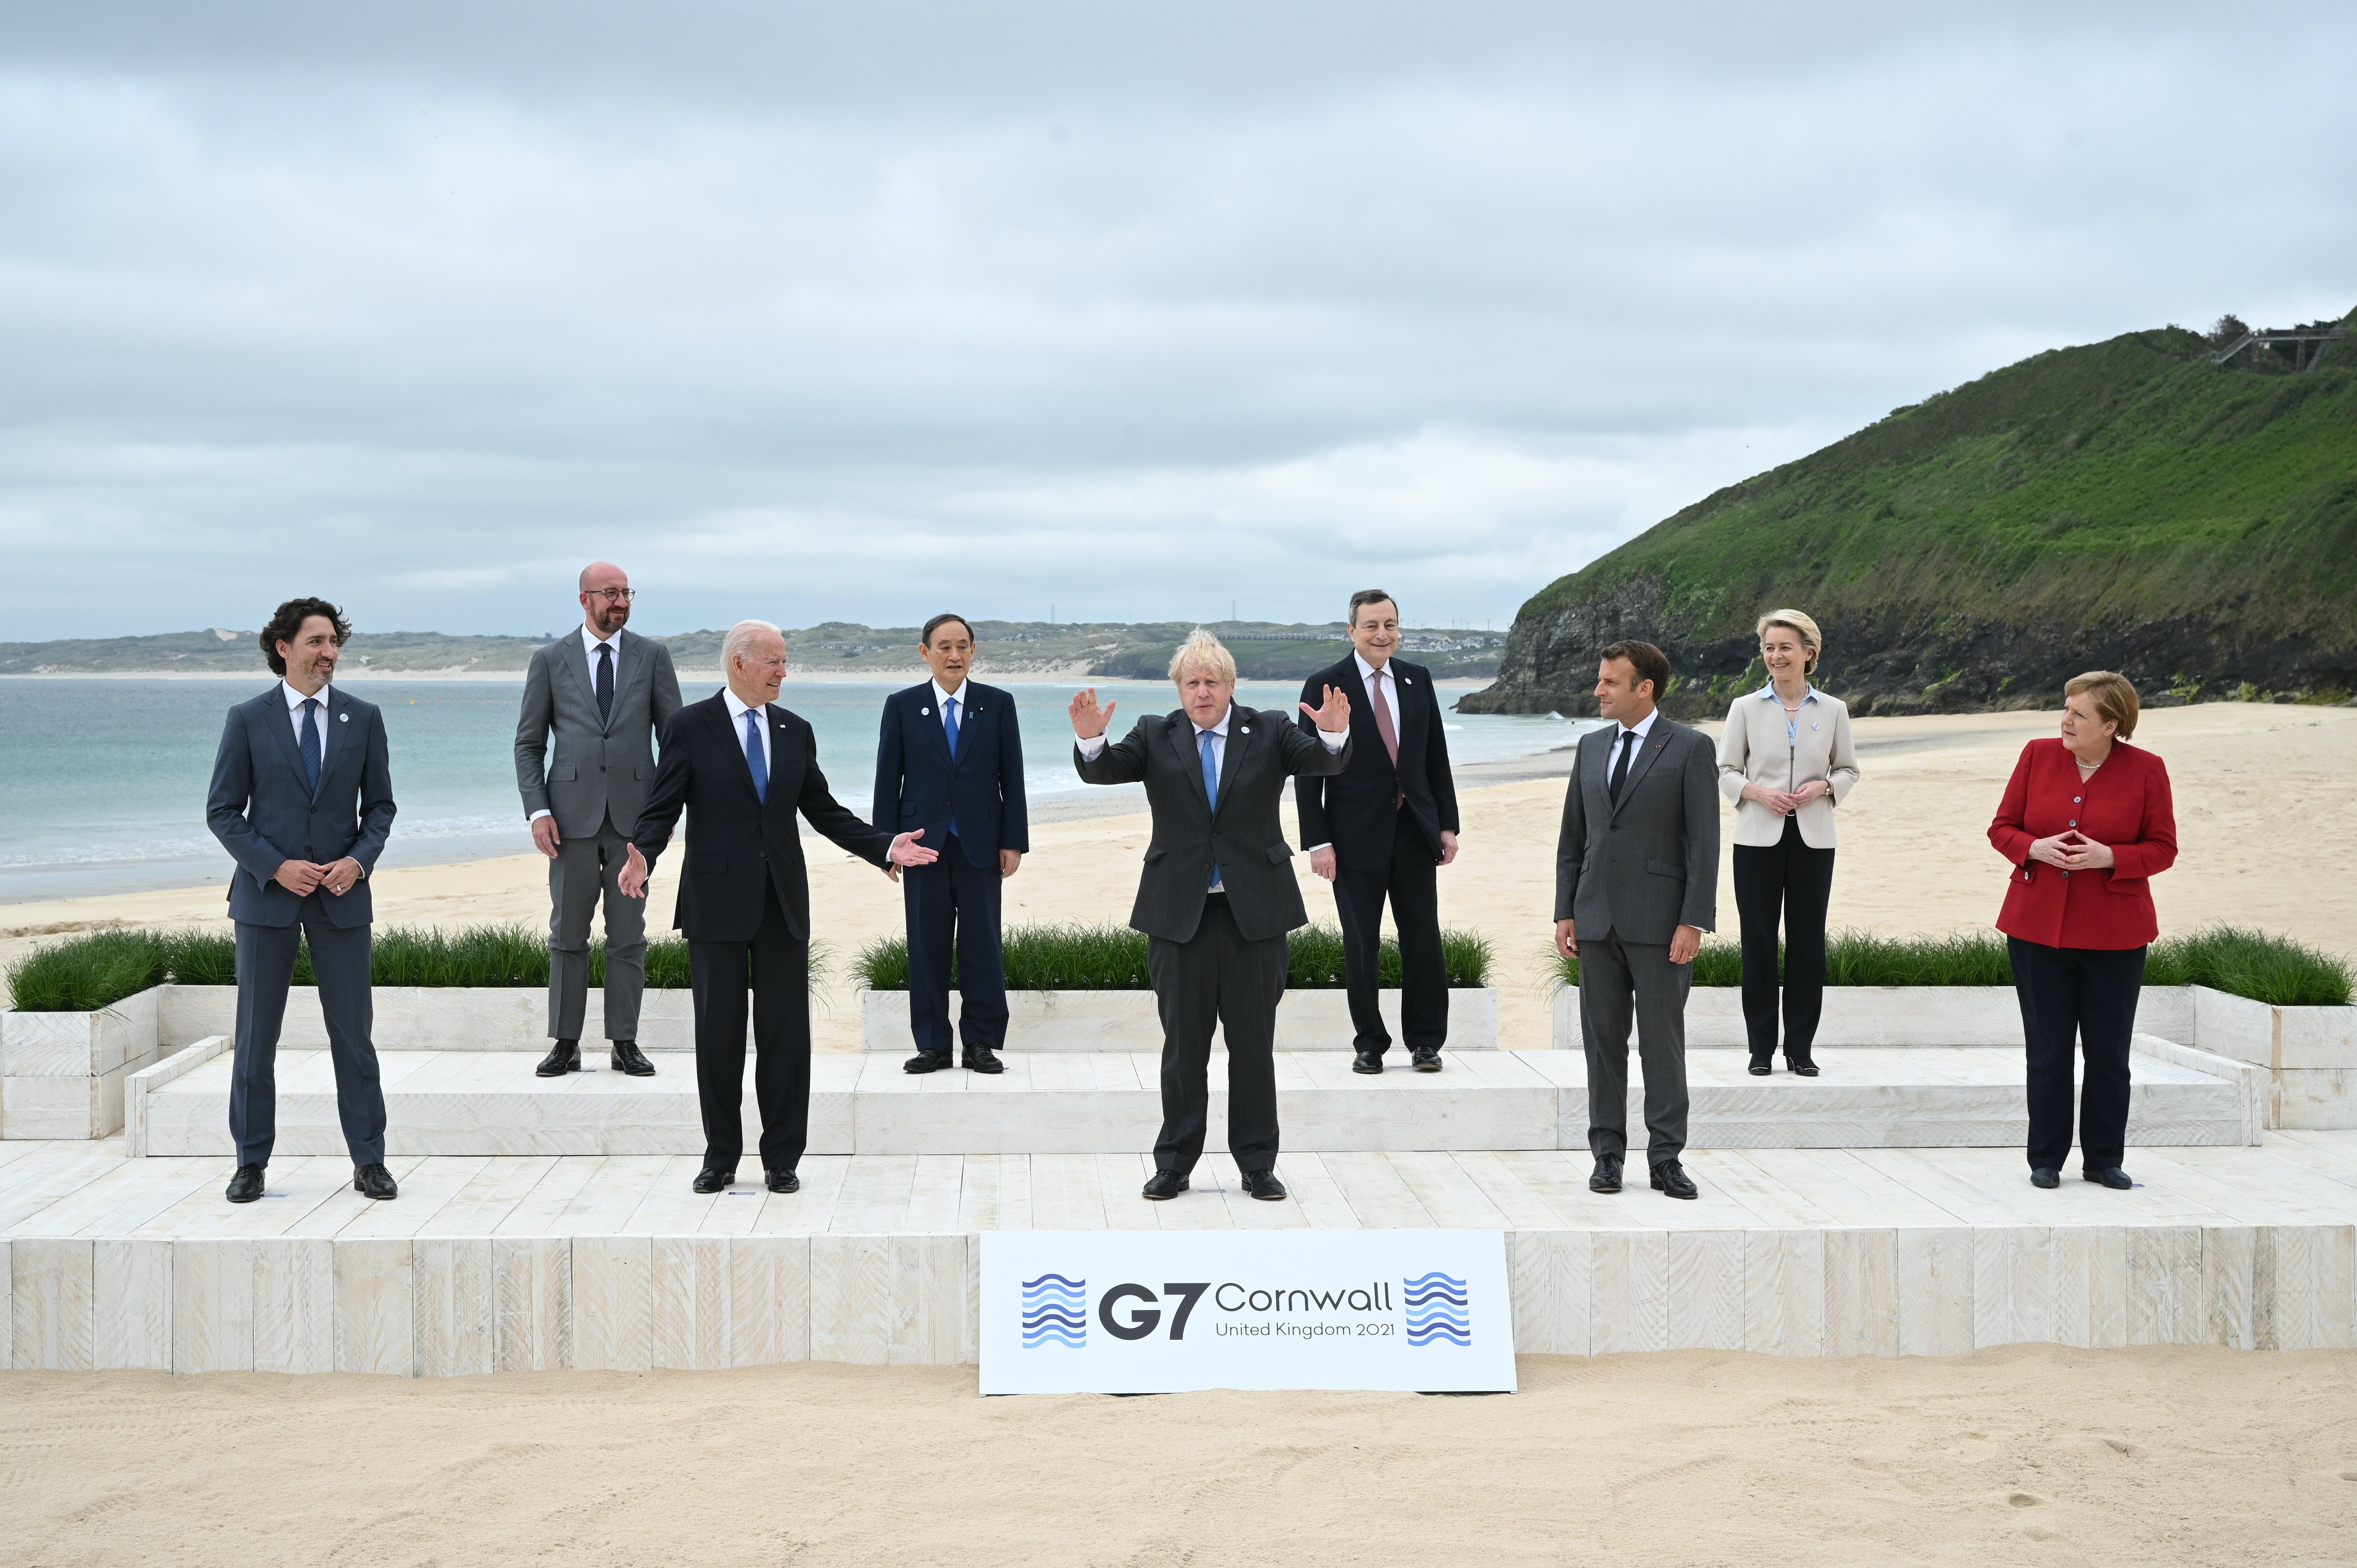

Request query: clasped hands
[
  {"left": 615, "top": 831, "right": 940, "bottom": 900},
  {"left": 1556, "top": 918, "right": 1704, "bottom": 966},
  {"left": 1742, "top": 779, "right": 1829, "bottom": 817},
  {"left": 2027, "top": 830, "right": 2115, "bottom": 871},
  {"left": 273, "top": 858, "right": 363, "bottom": 897}
]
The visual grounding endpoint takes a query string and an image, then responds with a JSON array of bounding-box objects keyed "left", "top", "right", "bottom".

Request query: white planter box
[
  {"left": 1550, "top": 985, "right": 2201, "bottom": 1052},
  {"left": 2189, "top": 986, "right": 2357, "bottom": 1129},
  {"left": 1, "top": 992, "right": 167, "bottom": 1138},
  {"left": 859, "top": 987, "right": 1500, "bottom": 1053},
  {"left": 155, "top": 985, "right": 697, "bottom": 1053}
]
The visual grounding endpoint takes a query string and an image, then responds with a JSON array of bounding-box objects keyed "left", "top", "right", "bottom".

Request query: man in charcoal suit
[
  {"left": 205, "top": 597, "right": 399, "bottom": 1204},
  {"left": 1297, "top": 589, "right": 1463, "bottom": 1074},
  {"left": 1553, "top": 639, "right": 1720, "bottom": 1201},
  {"left": 514, "top": 561, "right": 683, "bottom": 1078},
  {"left": 873, "top": 613, "right": 1030, "bottom": 1075},
  {"left": 1071, "top": 629, "right": 1354, "bottom": 1202},
  {"left": 619, "top": 620, "right": 938, "bottom": 1193}
]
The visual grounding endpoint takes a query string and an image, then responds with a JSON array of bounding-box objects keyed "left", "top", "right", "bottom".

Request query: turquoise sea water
[{"left": 0, "top": 677, "right": 1582, "bottom": 902}]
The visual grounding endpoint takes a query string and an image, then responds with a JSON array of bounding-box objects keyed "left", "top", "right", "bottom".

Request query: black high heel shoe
[
  {"left": 1747, "top": 1051, "right": 1773, "bottom": 1077},
  {"left": 1785, "top": 1052, "right": 1820, "bottom": 1077}
]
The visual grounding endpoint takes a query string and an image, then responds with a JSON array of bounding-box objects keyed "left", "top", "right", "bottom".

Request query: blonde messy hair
[{"left": 1167, "top": 629, "right": 1237, "bottom": 685}]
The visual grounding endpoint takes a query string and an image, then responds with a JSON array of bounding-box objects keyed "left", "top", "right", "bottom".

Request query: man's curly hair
[{"left": 260, "top": 597, "right": 352, "bottom": 677}]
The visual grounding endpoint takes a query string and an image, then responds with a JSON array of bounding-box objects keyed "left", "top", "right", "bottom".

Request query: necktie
[
  {"left": 595, "top": 642, "right": 613, "bottom": 726},
  {"left": 944, "top": 695, "right": 961, "bottom": 839},
  {"left": 1607, "top": 729, "right": 1637, "bottom": 805},
  {"left": 742, "top": 708, "right": 768, "bottom": 804},
  {"left": 300, "top": 698, "right": 323, "bottom": 797},
  {"left": 1368, "top": 666, "right": 1403, "bottom": 809},
  {"left": 1200, "top": 729, "right": 1221, "bottom": 889}
]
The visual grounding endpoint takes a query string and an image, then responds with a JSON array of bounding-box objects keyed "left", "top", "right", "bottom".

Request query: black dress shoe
[
  {"left": 766, "top": 1168, "right": 800, "bottom": 1194},
  {"left": 1747, "top": 1052, "right": 1773, "bottom": 1076},
  {"left": 693, "top": 1166, "right": 737, "bottom": 1194},
  {"left": 2030, "top": 1167, "right": 2061, "bottom": 1189},
  {"left": 1589, "top": 1153, "right": 1624, "bottom": 1193},
  {"left": 610, "top": 1040, "right": 656, "bottom": 1076},
  {"left": 1240, "top": 1169, "right": 1288, "bottom": 1202},
  {"left": 1650, "top": 1160, "right": 1699, "bottom": 1200},
  {"left": 1785, "top": 1053, "right": 1820, "bottom": 1077},
  {"left": 535, "top": 1039, "right": 580, "bottom": 1077},
  {"left": 353, "top": 1163, "right": 398, "bottom": 1201},
  {"left": 1142, "top": 1170, "right": 1190, "bottom": 1201},
  {"left": 2084, "top": 1165, "right": 2133, "bottom": 1190},
  {"left": 225, "top": 1164, "right": 265, "bottom": 1203},
  {"left": 962, "top": 1046, "right": 1005, "bottom": 1074},
  {"left": 904, "top": 1050, "right": 953, "bottom": 1074},
  {"left": 1352, "top": 1049, "right": 1385, "bottom": 1074},
  {"left": 1410, "top": 1045, "right": 1443, "bottom": 1072}
]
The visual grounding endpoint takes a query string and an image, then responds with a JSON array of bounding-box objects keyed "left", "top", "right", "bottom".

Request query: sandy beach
[
  {"left": 9, "top": 702, "right": 2352, "bottom": 1045},
  {"left": 3, "top": 1346, "right": 2352, "bottom": 1567}
]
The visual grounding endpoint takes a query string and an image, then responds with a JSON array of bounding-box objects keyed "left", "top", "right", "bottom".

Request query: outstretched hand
[
  {"left": 1069, "top": 688, "right": 1117, "bottom": 740},
  {"left": 889, "top": 830, "right": 939, "bottom": 868},
  {"left": 1299, "top": 683, "right": 1352, "bottom": 733}
]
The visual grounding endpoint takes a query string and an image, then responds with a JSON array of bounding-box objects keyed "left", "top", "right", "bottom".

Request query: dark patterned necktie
[
  {"left": 595, "top": 641, "right": 614, "bottom": 726},
  {"left": 1607, "top": 729, "right": 1637, "bottom": 805},
  {"left": 300, "top": 698, "right": 323, "bottom": 797}
]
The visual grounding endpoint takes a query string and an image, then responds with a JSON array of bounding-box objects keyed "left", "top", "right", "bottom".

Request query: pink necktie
[{"left": 1368, "top": 667, "right": 1403, "bottom": 808}]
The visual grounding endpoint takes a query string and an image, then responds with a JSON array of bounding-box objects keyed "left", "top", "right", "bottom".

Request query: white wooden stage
[{"left": 6, "top": 1132, "right": 2356, "bottom": 1376}]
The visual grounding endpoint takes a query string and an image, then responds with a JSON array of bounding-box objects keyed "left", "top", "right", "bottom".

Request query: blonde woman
[{"left": 1716, "top": 610, "right": 1861, "bottom": 1076}]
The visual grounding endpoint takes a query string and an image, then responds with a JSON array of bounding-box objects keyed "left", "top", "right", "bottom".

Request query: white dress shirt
[
  {"left": 1603, "top": 706, "right": 1658, "bottom": 783},
  {"left": 723, "top": 686, "right": 772, "bottom": 784},
  {"left": 931, "top": 678, "right": 970, "bottom": 745},
  {"left": 281, "top": 679, "right": 333, "bottom": 767},
  {"left": 527, "top": 626, "right": 627, "bottom": 825},
  {"left": 1354, "top": 652, "right": 1403, "bottom": 737}
]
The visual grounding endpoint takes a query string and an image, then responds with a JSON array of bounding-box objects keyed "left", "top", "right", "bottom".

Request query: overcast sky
[{"left": 2, "top": 2, "right": 2349, "bottom": 643}]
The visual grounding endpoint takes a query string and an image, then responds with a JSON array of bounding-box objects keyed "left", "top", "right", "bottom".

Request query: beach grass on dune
[
  {"left": 3, "top": 923, "right": 721, "bottom": 1012},
  {"left": 1548, "top": 925, "right": 2352, "bottom": 1006},
  {"left": 853, "top": 923, "right": 1495, "bottom": 992}
]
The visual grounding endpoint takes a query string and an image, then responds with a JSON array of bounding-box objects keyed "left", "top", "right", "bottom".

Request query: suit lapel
[
  {"left": 762, "top": 705, "right": 795, "bottom": 820},
  {"left": 261, "top": 686, "right": 309, "bottom": 795},
  {"left": 1608, "top": 722, "right": 1673, "bottom": 819},
  {"left": 1169, "top": 713, "right": 1213, "bottom": 818},
  {"left": 558, "top": 633, "right": 593, "bottom": 719},
  {"left": 1213, "top": 710, "right": 1255, "bottom": 822},
  {"left": 923, "top": 685, "right": 956, "bottom": 768},
  {"left": 605, "top": 631, "right": 642, "bottom": 733},
  {"left": 1392, "top": 662, "right": 1424, "bottom": 768}
]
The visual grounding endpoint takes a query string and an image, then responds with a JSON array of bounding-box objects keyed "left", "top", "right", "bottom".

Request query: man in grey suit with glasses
[
  {"left": 515, "top": 562, "right": 683, "bottom": 1078},
  {"left": 1553, "top": 639, "right": 1719, "bottom": 1201}
]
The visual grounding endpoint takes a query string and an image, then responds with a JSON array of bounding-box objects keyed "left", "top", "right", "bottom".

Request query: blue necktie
[
  {"left": 299, "top": 698, "right": 323, "bottom": 797},
  {"left": 1200, "top": 729, "right": 1221, "bottom": 889},
  {"left": 743, "top": 708, "right": 768, "bottom": 804},
  {"left": 944, "top": 695, "right": 961, "bottom": 839}
]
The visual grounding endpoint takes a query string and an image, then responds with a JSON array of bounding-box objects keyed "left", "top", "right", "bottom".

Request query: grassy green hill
[{"left": 1461, "top": 316, "right": 2357, "bottom": 716}]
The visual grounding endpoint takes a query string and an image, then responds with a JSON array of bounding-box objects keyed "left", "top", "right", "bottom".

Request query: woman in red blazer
[{"left": 1988, "top": 671, "right": 2177, "bottom": 1192}]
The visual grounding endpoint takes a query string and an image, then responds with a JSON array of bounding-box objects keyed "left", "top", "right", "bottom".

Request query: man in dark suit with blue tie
[
  {"left": 873, "top": 614, "right": 1030, "bottom": 1074},
  {"left": 205, "top": 598, "right": 399, "bottom": 1204},
  {"left": 620, "top": 620, "right": 938, "bottom": 1193}
]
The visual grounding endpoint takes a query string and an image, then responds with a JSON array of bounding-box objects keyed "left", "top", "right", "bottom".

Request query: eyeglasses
[{"left": 585, "top": 588, "right": 637, "bottom": 603}]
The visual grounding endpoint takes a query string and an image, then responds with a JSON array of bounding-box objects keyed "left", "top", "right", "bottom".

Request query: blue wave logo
[
  {"left": 1020, "top": 1272, "right": 1087, "bottom": 1349},
  {"left": 1403, "top": 1271, "right": 1471, "bottom": 1347}
]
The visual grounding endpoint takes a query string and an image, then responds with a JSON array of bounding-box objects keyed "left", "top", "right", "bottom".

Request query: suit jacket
[
  {"left": 1293, "top": 655, "right": 1460, "bottom": 867},
  {"left": 1075, "top": 705, "right": 1352, "bottom": 943},
  {"left": 206, "top": 685, "right": 397, "bottom": 929},
  {"left": 1988, "top": 737, "right": 2177, "bottom": 950},
  {"left": 1716, "top": 686, "right": 1861, "bottom": 848},
  {"left": 629, "top": 692, "right": 893, "bottom": 943},
  {"left": 514, "top": 628, "right": 683, "bottom": 838},
  {"left": 1553, "top": 716, "right": 1719, "bottom": 943},
  {"left": 871, "top": 680, "right": 1029, "bottom": 868}
]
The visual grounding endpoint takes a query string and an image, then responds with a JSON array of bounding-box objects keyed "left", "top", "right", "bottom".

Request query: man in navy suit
[
  {"left": 205, "top": 597, "right": 399, "bottom": 1204},
  {"left": 620, "top": 620, "right": 937, "bottom": 1192},
  {"left": 873, "top": 613, "right": 1030, "bottom": 1074}
]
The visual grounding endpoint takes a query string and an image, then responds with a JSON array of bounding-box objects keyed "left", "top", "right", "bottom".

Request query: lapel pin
[
  {"left": 338, "top": 712, "right": 348, "bottom": 722},
  {"left": 921, "top": 707, "right": 929, "bottom": 716},
  {"left": 1240, "top": 724, "right": 1250, "bottom": 734}
]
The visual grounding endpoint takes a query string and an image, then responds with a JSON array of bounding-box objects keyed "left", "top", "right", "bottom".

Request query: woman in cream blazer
[{"left": 1716, "top": 610, "right": 1861, "bottom": 1076}]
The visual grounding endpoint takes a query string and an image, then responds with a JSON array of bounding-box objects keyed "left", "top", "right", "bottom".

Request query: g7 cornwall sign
[{"left": 980, "top": 1230, "right": 1515, "bottom": 1394}]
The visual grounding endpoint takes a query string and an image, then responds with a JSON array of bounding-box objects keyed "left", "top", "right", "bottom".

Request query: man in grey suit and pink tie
[{"left": 514, "top": 562, "right": 683, "bottom": 1078}]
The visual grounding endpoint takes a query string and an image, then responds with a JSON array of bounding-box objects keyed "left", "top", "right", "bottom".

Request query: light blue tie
[
  {"left": 299, "top": 698, "right": 323, "bottom": 797},
  {"left": 742, "top": 708, "right": 768, "bottom": 804},
  {"left": 1200, "top": 729, "right": 1220, "bottom": 890},
  {"left": 944, "top": 696, "right": 961, "bottom": 839}
]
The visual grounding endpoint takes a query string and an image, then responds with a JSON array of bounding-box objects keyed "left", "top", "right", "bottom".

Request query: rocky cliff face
[{"left": 1459, "top": 323, "right": 2357, "bottom": 719}]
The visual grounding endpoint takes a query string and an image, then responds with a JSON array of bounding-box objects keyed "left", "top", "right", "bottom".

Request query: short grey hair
[
  {"left": 1167, "top": 629, "right": 1236, "bottom": 685},
  {"left": 722, "top": 619, "right": 784, "bottom": 669}
]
